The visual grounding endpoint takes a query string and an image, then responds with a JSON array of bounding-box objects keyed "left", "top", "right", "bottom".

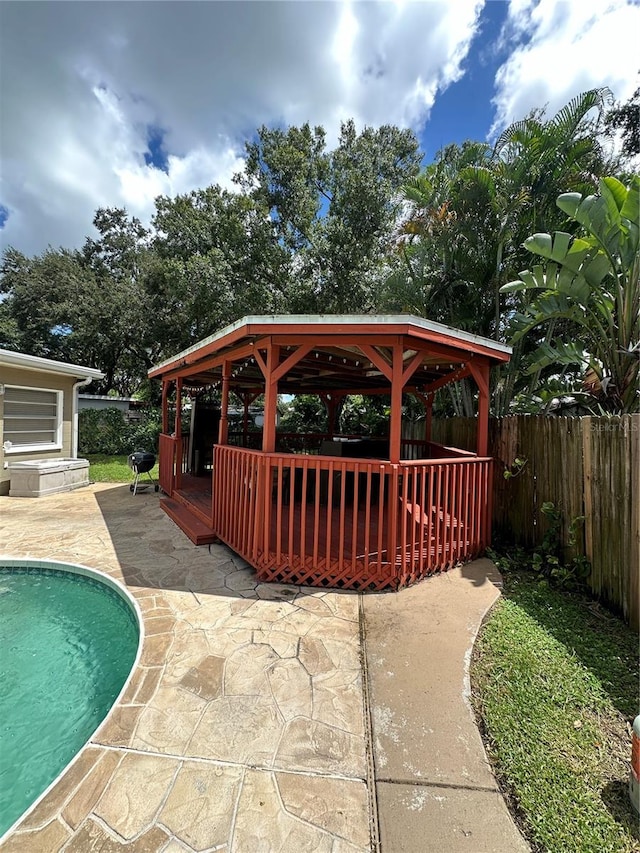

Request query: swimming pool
[{"left": 0, "top": 560, "right": 141, "bottom": 838}]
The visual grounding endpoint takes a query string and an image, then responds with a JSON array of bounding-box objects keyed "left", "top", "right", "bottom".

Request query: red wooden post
[
  {"left": 219, "top": 359, "right": 231, "bottom": 445},
  {"left": 469, "top": 361, "right": 490, "bottom": 457},
  {"left": 161, "top": 380, "right": 169, "bottom": 434},
  {"left": 242, "top": 393, "right": 250, "bottom": 446},
  {"left": 425, "top": 394, "right": 433, "bottom": 446},
  {"left": 322, "top": 393, "right": 339, "bottom": 439},
  {"left": 173, "top": 378, "right": 182, "bottom": 434},
  {"left": 174, "top": 377, "right": 183, "bottom": 490},
  {"left": 477, "top": 367, "right": 490, "bottom": 457},
  {"left": 328, "top": 395, "right": 337, "bottom": 438},
  {"left": 414, "top": 391, "right": 433, "bottom": 450},
  {"left": 262, "top": 342, "right": 280, "bottom": 453},
  {"left": 389, "top": 343, "right": 404, "bottom": 464}
]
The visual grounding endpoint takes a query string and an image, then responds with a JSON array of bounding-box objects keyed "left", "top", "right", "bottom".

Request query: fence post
[{"left": 582, "top": 417, "right": 594, "bottom": 579}]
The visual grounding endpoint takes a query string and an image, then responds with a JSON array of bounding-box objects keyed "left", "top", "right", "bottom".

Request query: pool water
[{"left": 0, "top": 566, "right": 139, "bottom": 837}]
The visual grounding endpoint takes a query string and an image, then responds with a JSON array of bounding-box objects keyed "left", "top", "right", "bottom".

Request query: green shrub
[
  {"left": 78, "top": 407, "right": 162, "bottom": 455},
  {"left": 128, "top": 408, "right": 163, "bottom": 453}
]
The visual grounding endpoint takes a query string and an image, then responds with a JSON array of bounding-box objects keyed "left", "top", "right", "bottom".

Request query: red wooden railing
[
  {"left": 228, "top": 432, "right": 365, "bottom": 454},
  {"left": 212, "top": 443, "right": 261, "bottom": 561},
  {"left": 158, "top": 433, "right": 177, "bottom": 496},
  {"left": 211, "top": 445, "right": 492, "bottom": 591},
  {"left": 393, "top": 457, "right": 492, "bottom": 586},
  {"left": 158, "top": 432, "right": 191, "bottom": 495},
  {"left": 228, "top": 432, "right": 474, "bottom": 460},
  {"left": 180, "top": 432, "right": 190, "bottom": 473},
  {"left": 400, "top": 438, "right": 476, "bottom": 460}
]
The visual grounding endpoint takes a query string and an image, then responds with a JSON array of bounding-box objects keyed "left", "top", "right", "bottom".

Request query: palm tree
[
  {"left": 382, "top": 90, "right": 622, "bottom": 414},
  {"left": 493, "top": 88, "right": 616, "bottom": 234}
]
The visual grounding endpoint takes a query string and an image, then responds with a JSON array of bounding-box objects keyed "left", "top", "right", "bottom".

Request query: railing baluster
[
  {"left": 400, "top": 467, "right": 409, "bottom": 583},
  {"left": 351, "top": 466, "right": 359, "bottom": 576},
  {"left": 338, "top": 463, "right": 347, "bottom": 579},
  {"left": 376, "top": 468, "right": 385, "bottom": 573},
  {"left": 312, "top": 465, "right": 321, "bottom": 571},
  {"left": 418, "top": 463, "right": 427, "bottom": 571},
  {"left": 459, "top": 461, "right": 467, "bottom": 561},
  {"left": 468, "top": 461, "right": 475, "bottom": 554},
  {"left": 363, "top": 465, "right": 372, "bottom": 576},
  {"left": 275, "top": 458, "right": 283, "bottom": 564},
  {"left": 326, "top": 461, "right": 334, "bottom": 573},
  {"left": 300, "top": 460, "right": 308, "bottom": 573},
  {"left": 287, "top": 459, "right": 295, "bottom": 570}
]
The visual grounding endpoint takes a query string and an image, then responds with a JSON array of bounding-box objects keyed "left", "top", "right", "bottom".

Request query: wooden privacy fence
[{"left": 404, "top": 414, "right": 639, "bottom": 629}]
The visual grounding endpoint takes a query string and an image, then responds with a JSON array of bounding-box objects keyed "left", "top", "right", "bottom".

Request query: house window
[{"left": 3, "top": 385, "right": 63, "bottom": 453}]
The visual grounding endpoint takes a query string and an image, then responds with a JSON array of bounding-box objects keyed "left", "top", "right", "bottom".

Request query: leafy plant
[
  {"left": 502, "top": 175, "right": 640, "bottom": 413},
  {"left": 503, "top": 457, "right": 527, "bottom": 479},
  {"left": 78, "top": 407, "right": 162, "bottom": 455},
  {"left": 490, "top": 502, "right": 590, "bottom": 591}
]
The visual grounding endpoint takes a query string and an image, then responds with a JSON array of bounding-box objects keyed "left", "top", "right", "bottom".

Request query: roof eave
[
  {"left": 148, "top": 315, "right": 512, "bottom": 379},
  {"left": 0, "top": 348, "right": 105, "bottom": 380}
]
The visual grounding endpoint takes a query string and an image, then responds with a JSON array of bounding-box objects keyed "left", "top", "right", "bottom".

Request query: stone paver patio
[{"left": 0, "top": 484, "right": 528, "bottom": 852}]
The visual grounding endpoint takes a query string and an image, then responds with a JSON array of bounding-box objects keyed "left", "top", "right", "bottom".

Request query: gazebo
[{"left": 148, "top": 315, "right": 510, "bottom": 590}]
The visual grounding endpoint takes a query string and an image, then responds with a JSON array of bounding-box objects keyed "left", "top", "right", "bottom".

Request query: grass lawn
[
  {"left": 87, "top": 454, "right": 159, "bottom": 484},
  {"left": 472, "top": 570, "right": 639, "bottom": 853}
]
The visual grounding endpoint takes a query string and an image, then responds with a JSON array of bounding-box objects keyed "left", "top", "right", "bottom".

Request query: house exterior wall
[{"left": 0, "top": 367, "right": 77, "bottom": 495}]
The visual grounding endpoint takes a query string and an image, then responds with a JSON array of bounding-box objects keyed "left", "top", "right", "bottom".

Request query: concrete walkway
[
  {"left": 0, "top": 484, "right": 528, "bottom": 852},
  {"left": 364, "top": 563, "right": 529, "bottom": 852}
]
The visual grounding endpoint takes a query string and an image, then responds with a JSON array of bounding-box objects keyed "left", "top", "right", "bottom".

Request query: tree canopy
[{"left": 1, "top": 89, "right": 636, "bottom": 414}]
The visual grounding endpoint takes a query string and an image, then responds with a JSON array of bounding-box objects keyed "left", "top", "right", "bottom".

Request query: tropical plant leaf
[
  {"left": 550, "top": 88, "right": 612, "bottom": 137},
  {"left": 556, "top": 191, "right": 582, "bottom": 220},
  {"left": 525, "top": 340, "right": 589, "bottom": 373},
  {"left": 601, "top": 176, "right": 628, "bottom": 212},
  {"left": 620, "top": 174, "right": 640, "bottom": 223},
  {"left": 524, "top": 231, "right": 573, "bottom": 262}
]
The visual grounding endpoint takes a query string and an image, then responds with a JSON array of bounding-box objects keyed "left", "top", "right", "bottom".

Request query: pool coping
[{"left": 0, "top": 558, "right": 144, "bottom": 844}]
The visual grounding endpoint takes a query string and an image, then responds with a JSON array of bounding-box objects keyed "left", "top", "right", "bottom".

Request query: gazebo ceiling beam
[
  {"left": 253, "top": 347, "right": 268, "bottom": 379},
  {"left": 183, "top": 361, "right": 456, "bottom": 395},
  {"left": 402, "top": 351, "right": 425, "bottom": 386},
  {"left": 295, "top": 354, "right": 365, "bottom": 375},
  {"left": 423, "top": 364, "right": 472, "bottom": 394},
  {"left": 271, "top": 343, "right": 315, "bottom": 383},
  {"left": 160, "top": 335, "right": 475, "bottom": 395},
  {"left": 358, "top": 344, "right": 393, "bottom": 382},
  {"left": 159, "top": 342, "right": 257, "bottom": 383}
]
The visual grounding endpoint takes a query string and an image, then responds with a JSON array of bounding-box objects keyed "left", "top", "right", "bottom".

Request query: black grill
[{"left": 128, "top": 451, "right": 158, "bottom": 494}]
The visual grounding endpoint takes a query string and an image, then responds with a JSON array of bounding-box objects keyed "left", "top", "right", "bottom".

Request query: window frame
[{"left": 3, "top": 384, "right": 63, "bottom": 454}]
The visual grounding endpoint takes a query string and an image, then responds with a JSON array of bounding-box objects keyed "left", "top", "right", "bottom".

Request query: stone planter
[{"left": 8, "top": 458, "right": 90, "bottom": 497}]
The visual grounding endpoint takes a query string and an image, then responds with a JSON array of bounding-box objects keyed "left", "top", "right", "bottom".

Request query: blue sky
[
  {"left": 422, "top": 1, "right": 509, "bottom": 157},
  {"left": 1, "top": 0, "right": 638, "bottom": 256}
]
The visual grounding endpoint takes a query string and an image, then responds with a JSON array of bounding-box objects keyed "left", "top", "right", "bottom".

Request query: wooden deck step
[{"left": 160, "top": 497, "right": 218, "bottom": 545}]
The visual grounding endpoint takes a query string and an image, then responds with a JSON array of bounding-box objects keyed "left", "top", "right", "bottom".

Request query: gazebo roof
[{"left": 149, "top": 314, "right": 511, "bottom": 395}]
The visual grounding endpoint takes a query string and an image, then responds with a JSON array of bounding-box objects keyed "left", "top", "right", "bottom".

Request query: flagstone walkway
[{"left": 0, "top": 483, "right": 528, "bottom": 852}]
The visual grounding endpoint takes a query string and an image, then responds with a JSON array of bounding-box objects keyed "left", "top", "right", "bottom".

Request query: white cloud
[
  {"left": 0, "top": 0, "right": 483, "bottom": 255},
  {"left": 491, "top": 0, "right": 640, "bottom": 137}
]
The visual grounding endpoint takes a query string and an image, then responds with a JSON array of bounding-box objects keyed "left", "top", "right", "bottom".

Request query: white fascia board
[{"left": 0, "top": 349, "right": 104, "bottom": 380}]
